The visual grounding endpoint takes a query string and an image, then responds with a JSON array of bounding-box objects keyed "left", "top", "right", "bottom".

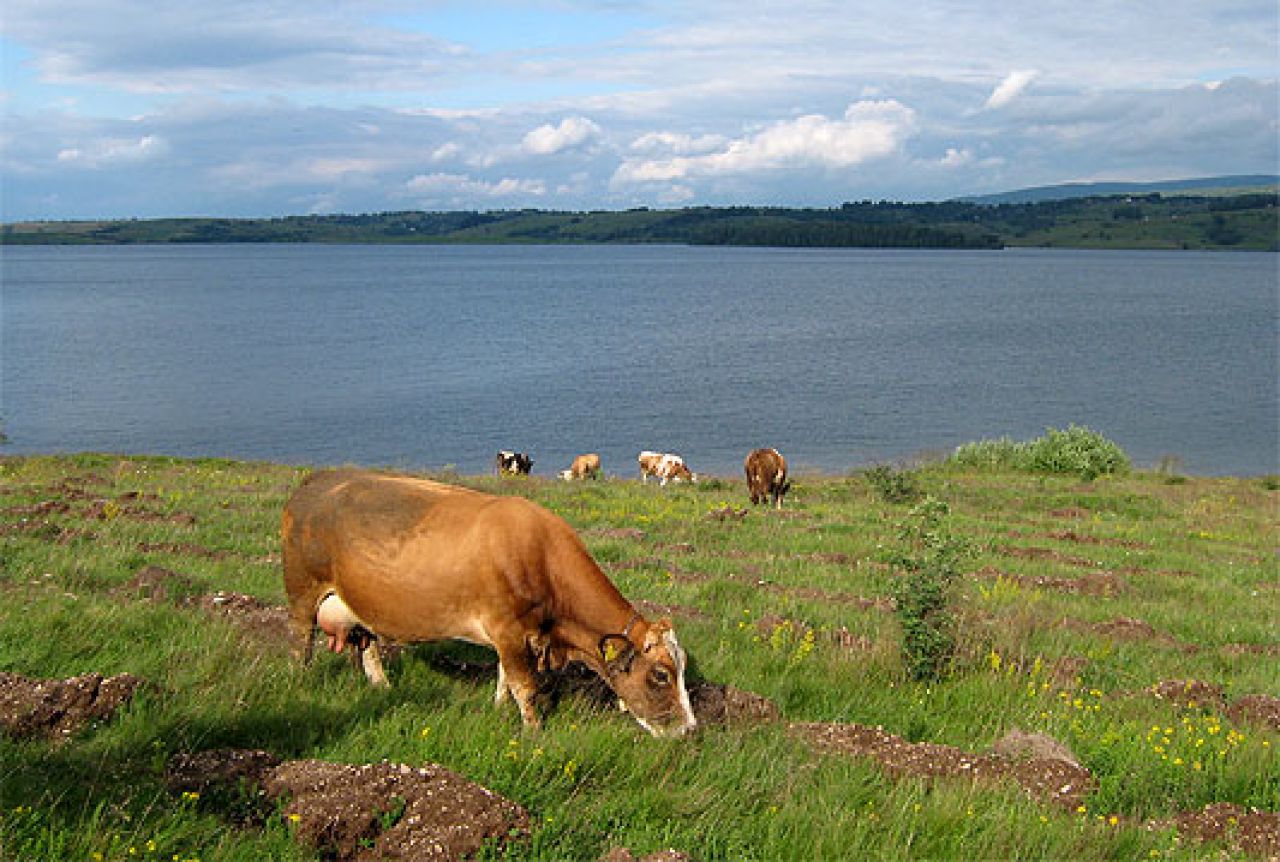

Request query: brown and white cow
[
  {"left": 282, "top": 469, "right": 696, "bottom": 737},
  {"left": 496, "top": 450, "right": 533, "bottom": 476},
  {"left": 560, "top": 453, "right": 601, "bottom": 481},
  {"left": 744, "top": 447, "right": 790, "bottom": 509},
  {"left": 637, "top": 451, "right": 695, "bottom": 486}
]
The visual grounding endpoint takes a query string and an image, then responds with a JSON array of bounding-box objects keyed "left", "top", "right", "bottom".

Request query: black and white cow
[{"left": 496, "top": 450, "right": 534, "bottom": 476}]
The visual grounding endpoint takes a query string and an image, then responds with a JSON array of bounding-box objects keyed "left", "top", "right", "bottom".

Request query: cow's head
[{"left": 599, "top": 619, "right": 697, "bottom": 738}]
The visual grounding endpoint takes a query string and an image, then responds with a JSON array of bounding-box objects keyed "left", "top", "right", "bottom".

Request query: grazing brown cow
[
  {"left": 282, "top": 469, "right": 696, "bottom": 737},
  {"left": 560, "top": 453, "right": 601, "bottom": 480},
  {"left": 637, "top": 451, "right": 695, "bottom": 486},
  {"left": 744, "top": 448, "right": 790, "bottom": 509}
]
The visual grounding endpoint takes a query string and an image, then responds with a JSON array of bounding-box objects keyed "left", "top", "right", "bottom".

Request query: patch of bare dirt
[
  {"left": 166, "top": 747, "right": 282, "bottom": 796},
  {"left": 1151, "top": 803, "right": 1280, "bottom": 859},
  {"left": 81, "top": 495, "right": 197, "bottom": 525},
  {"left": 0, "top": 672, "right": 144, "bottom": 740},
  {"left": 972, "top": 566, "right": 1127, "bottom": 596},
  {"left": 1041, "top": 530, "right": 1147, "bottom": 549},
  {"left": 654, "top": 542, "right": 696, "bottom": 555},
  {"left": 1226, "top": 695, "right": 1280, "bottom": 731},
  {"left": 704, "top": 505, "right": 748, "bottom": 522},
  {"left": 755, "top": 581, "right": 893, "bottom": 611},
  {"left": 115, "top": 565, "right": 202, "bottom": 603},
  {"left": 1117, "top": 566, "right": 1196, "bottom": 578},
  {"left": 166, "top": 750, "right": 530, "bottom": 861},
  {"left": 634, "top": 598, "right": 711, "bottom": 621},
  {"left": 1149, "top": 679, "right": 1225, "bottom": 710},
  {"left": 689, "top": 682, "right": 779, "bottom": 727},
  {"left": 186, "top": 591, "right": 293, "bottom": 647},
  {"left": 1048, "top": 507, "right": 1090, "bottom": 519},
  {"left": 1058, "top": 616, "right": 1195, "bottom": 652},
  {"left": 1048, "top": 656, "right": 1090, "bottom": 687},
  {"left": 790, "top": 721, "right": 1094, "bottom": 810},
  {"left": 996, "top": 545, "right": 1099, "bottom": 568},
  {"left": 788, "top": 722, "right": 1090, "bottom": 809},
  {"left": 267, "top": 760, "right": 530, "bottom": 861}
]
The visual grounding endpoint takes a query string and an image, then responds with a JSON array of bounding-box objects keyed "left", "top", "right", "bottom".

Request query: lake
[{"left": 2, "top": 244, "right": 1276, "bottom": 477}]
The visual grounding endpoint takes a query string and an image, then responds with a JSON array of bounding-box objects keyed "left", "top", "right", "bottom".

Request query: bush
[
  {"left": 948, "top": 425, "right": 1129, "bottom": 480},
  {"left": 863, "top": 465, "right": 923, "bottom": 504},
  {"left": 888, "top": 497, "right": 972, "bottom": 681}
]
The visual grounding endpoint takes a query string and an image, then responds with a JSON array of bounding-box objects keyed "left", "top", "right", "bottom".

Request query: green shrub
[
  {"left": 863, "top": 465, "right": 923, "bottom": 504},
  {"left": 1024, "top": 425, "right": 1130, "bottom": 480},
  {"left": 948, "top": 425, "right": 1130, "bottom": 480},
  {"left": 948, "top": 436, "right": 1025, "bottom": 471},
  {"left": 887, "top": 497, "right": 972, "bottom": 681}
]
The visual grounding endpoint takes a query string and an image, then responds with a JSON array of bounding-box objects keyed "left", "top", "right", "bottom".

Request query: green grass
[{"left": 1, "top": 454, "right": 1276, "bottom": 860}]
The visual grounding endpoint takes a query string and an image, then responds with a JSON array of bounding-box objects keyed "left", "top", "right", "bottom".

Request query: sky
[{"left": 1, "top": 1, "right": 1277, "bottom": 220}]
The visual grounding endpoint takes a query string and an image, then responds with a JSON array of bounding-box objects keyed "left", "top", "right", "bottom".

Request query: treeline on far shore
[{"left": 3, "top": 191, "right": 1277, "bottom": 251}]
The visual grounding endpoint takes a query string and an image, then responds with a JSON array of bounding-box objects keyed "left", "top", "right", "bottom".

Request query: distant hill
[
  {"left": 959, "top": 175, "right": 1280, "bottom": 205},
  {"left": 4, "top": 189, "right": 1276, "bottom": 250}
]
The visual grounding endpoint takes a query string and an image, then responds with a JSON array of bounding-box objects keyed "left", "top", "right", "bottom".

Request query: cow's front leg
[{"left": 492, "top": 638, "right": 542, "bottom": 729}]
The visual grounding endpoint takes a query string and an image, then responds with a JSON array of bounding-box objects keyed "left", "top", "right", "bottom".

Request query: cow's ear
[
  {"left": 599, "top": 634, "right": 635, "bottom": 675},
  {"left": 642, "top": 619, "right": 673, "bottom": 650}
]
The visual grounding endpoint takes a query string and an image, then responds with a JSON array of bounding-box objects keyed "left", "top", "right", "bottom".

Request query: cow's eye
[{"left": 649, "top": 666, "right": 672, "bottom": 687}]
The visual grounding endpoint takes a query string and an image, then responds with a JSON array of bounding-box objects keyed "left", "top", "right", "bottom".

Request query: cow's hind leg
[
  {"left": 285, "top": 588, "right": 326, "bottom": 665},
  {"left": 358, "top": 639, "right": 390, "bottom": 687}
]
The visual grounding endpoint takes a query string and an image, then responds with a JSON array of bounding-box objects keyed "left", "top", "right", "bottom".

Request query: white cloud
[
  {"left": 939, "top": 147, "right": 973, "bottom": 168},
  {"left": 985, "top": 70, "right": 1040, "bottom": 110},
  {"left": 56, "top": 134, "right": 169, "bottom": 167},
  {"left": 522, "top": 116, "right": 602, "bottom": 156},
  {"left": 629, "top": 131, "right": 728, "bottom": 155},
  {"left": 405, "top": 172, "right": 547, "bottom": 201},
  {"left": 613, "top": 100, "right": 916, "bottom": 184}
]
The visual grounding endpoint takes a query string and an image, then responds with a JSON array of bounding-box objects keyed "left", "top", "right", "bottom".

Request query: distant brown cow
[
  {"left": 560, "top": 453, "right": 601, "bottom": 480},
  {"left": 744, "top": 448, "right": 789, "bottom": 509},
  {"left": 283, "top": 469, "right": 696, "bottom": 737}
]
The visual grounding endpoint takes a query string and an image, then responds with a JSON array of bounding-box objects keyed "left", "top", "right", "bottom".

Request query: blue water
[{"left": 2, "top": 244, "right": 1276, "bottom": 476}]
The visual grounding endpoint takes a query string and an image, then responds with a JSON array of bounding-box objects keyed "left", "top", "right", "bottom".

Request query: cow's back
[{"left": 283, "top": 469, "right": 561, "bottom": 644}]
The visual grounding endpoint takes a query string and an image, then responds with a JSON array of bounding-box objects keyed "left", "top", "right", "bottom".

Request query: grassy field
[{"left": 1, "top": 453, "right": 1276, "bottom": 860}]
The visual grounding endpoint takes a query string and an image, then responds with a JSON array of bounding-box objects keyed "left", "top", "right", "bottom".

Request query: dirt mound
[
  {"left": 790, "top": 721, "right": 1094, "bottom": 810},
  {"left": 689, "top": 682, "right": 779, "bottom": 726},
  {"left": 1152, "top": 803, "right": 1279, "bottom": 859},
  {"left": 634, "top": 598, "right": 711, "bottom": 621},
  {"left": 166, "top": 747, "right": 282, "bottom": 794},
  {"left": 704, "top": 505, "right": 748, "bottom": 522},
  {"left": 116, "top": 565, "right": 201, "bottom": 603},
  {"left": 266, "top": 760, "right": 529, "bottom": 861},
  {"left": 996, "top": 545, "right": 1098, "bottom": 568},
  {"left": 186, "top": 591, "right": 293, "bottom": 647},
  {"left": 1041, "top": 529, "right": 1147, "bottom": 549},
  {"left": 1149, "top": 679, "right": 1225, "bottom": 709},
  {"left": 166, "top": 750, "right": 529, "bottom": 861},
  {"left": 1226, "top": 695, "right": 1280, "bottom": 731},
  {"left": 1059, "top": 616, "right": 1194, "bottom": 652},
  {"left": 972, "top": 566, "right": 1126, "bottom": 596},
  {"left": 0, "top": 672, "right": 144, "bottom": 739}
]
